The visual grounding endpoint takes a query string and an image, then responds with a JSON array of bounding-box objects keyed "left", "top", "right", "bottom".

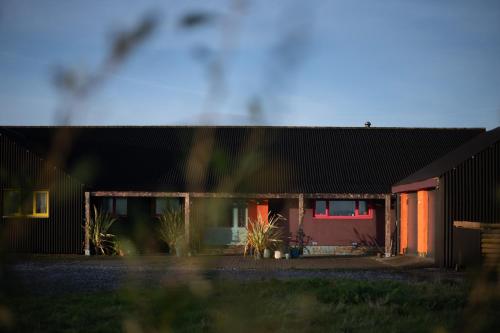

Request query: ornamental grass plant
[
  {"left": 244, "top": 212, "right": 285, "bottom": 258},
  {"left": 89, "top": 205, "right": 118, "bottom": 255}
]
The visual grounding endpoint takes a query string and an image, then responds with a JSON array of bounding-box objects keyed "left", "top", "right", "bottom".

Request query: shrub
[
  {"left": 157, "top": 208, "right": 185, "bottom": 254},
  {"left": 89, "top": 205, "right": 118, "bottom": 255},
  {"left": 244, "top": 212, "right": 285, "bottom": 258}
]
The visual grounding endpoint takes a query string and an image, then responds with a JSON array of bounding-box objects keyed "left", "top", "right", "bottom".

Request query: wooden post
[
  {"left": 184, "top": 194, "right": 190, "bottom": 253},
  {"left": 298, "top": 193, "right": 304, "bottom": 229},
  {"left": 84, "top": 191, "right": 90, "bottom": 256},
  {"left": 384, "top": 194, "right": 392, "bottom": 257}
]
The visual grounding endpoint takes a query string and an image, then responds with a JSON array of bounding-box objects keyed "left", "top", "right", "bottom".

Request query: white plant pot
[
  {"left": 175, "top": 245, "right": 183, "bottom": 257},
  {"left": 285, "top": 253, "right": 290, "bottom": 260},
  {"left": 274, "top": 250, "right": 282, "bottom": 259},
  {"left": 263, "top": 248, "right": 271, "bottom": 259}
]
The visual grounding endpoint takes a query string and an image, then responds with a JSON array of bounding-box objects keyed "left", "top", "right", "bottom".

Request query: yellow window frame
[
  {"left": 32, "top": 190, "right": 49, "bottom": 218},
  {"left": 3, "top": 188, "right": 22, "bottom": 217}
]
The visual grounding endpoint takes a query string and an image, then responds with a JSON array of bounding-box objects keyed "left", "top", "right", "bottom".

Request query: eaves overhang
[{"left": 391, "top": 177, "right": 439, "bottom": 193}]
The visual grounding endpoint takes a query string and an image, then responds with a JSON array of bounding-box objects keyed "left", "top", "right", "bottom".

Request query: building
[
  {"left": 1, "top": 126, "right": 484, "bottom": 256},
  {"left": 392, "top": 127, "right": 500, "bottom": 267},
  {"left": 0, "top": 131, "right": 84, "bottom": 253}
]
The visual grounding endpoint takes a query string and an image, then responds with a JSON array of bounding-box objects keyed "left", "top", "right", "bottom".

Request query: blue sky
[{"left": 0, "top": 0, "right": 499, "bottom": 128}]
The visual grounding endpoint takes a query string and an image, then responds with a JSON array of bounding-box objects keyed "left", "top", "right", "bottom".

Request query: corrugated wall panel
[
  {"left": 0, "top": 133, "right": 84, "bottom": 254},
  {"left": 443, "top": 141, "right": 500, "bottom": 267}
]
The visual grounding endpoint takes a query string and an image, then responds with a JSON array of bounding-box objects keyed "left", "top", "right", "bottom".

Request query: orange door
[
  {"left": 417, "top": 190, "right": 429, "bottom": 255},
  {"left": 400, "top": 193, "right": 408, "bottom": 254},
  {"left": 248, "top": 200, "right": 269, "bottom": 223}
]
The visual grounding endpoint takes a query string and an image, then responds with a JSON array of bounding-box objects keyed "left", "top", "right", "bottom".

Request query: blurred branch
[{"left": 47, "top": 13, "right": 158, "bottom": 179}]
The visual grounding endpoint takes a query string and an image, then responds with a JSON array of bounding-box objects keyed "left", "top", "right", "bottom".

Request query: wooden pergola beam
[
  {"left": 91, "top": 191, "right": 187, "bottom": 198},
  {"left": 89, "top": 191, "right": 387, "bottom": 200},
  {"left": 190, "top": 192, "right": 299, "bottom": 199},
  {"left": 453, "top": 221, "right": 500, "bottom": 229},
  {"left": 304, "top": 193, "right": 386, "bottom": 199}
]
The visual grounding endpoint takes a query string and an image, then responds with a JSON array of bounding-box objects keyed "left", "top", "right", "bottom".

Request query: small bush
[
  {"left": 157, "top": 208, "right": 185, "bottom": 254},
  {"left": 244, "top": 212, "right": 285, "bottom": 258},
  {"left": 89, "top": 205, "right": 118, "bottom": 255}
]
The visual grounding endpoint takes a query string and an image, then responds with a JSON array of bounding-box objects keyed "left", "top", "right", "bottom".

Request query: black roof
[
  {"left": 395, "top": 126, "right": 500, "bottom": 186},
  {"left": 0, "top": 126, "right": 484, "bottom": 194}
]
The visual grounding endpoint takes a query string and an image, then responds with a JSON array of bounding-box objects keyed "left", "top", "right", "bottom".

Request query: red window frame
[{"left": 313, "top": 200, "right": 373, "bottom": 219}]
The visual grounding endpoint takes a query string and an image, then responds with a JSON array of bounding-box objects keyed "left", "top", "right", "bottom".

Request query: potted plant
[
  {"left": 157, "top": 208, "right": 185, "bottom": 256},
  {"left": 244, "top": 212, "right": 285, "bottom": 259},
  {"left": 288, "top": 228, "right": 310, "bottom": 258}
]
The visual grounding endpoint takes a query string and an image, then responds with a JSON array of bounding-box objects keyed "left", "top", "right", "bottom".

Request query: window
[
  {"left": 32, "top": 191, "right": 49, "bottom": 217},
  {"left": 232, "top": 201, "right": 248, "bottom": 228},
  {"left": 3, "top": 189, "right": 21, "bottom": 216},
  {"left": 314, "top": 200, "right": 372, "bottom": 219},
  {"left": 115, "top": 198, "right": 127, "bottom": 215},
  {"left": 358, "top": 201, "right": 368, "bottom": 215},
  {"left": 102, "top": 197, "right": 127, "bottom": 216},
  {"left": 154, "top": 198, "right": 181, "bottom": 215},
  {"left": 3, "top": 189, "right": 50, "bottom": 218},
  {"left": 330, "top": 200, "right": 356, "bottom": 216},
  {"left": 314, "top": 200, "right": 327, "bottom": 215},
  {"left": 102, "top": 197, "right": 114, "bottom": 214}
]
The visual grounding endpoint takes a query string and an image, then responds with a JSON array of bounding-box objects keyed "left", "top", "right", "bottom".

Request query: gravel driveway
[{"left": 3, "top": 255, "right": 463, "bottom": 295}]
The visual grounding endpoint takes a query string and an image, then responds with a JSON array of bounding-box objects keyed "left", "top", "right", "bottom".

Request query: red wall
[{"left": 288, "top": 203, "right": 385, "bottom": 247}]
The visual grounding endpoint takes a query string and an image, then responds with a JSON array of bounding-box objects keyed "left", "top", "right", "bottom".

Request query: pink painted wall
[{"left": 289, "top": 203, "right": 385, "bottom": 247}]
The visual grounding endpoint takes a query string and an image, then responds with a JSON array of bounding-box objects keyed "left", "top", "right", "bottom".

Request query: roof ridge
[{"left": 0, "top": 125, "right": 487, "bottom": 130}]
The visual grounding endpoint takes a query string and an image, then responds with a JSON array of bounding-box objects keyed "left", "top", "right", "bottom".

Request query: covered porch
[{"left": 83, "top": 191, "right": 393, "bottom": 256}]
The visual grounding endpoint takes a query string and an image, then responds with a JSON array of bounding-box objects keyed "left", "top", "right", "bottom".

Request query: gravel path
[{"left": 3, "top": 256, "right": 464, "bottom": 295}]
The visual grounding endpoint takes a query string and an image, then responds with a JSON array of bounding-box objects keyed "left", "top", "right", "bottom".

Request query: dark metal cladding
[
  {"left": 0, "top": 126, "right": 484, "bottom": 194},
  {"left": 443, "top": 139, "right": 500, "bottom": 267},
  {"left": 0, "top": 133, "right": 84, "bottom": 254}
]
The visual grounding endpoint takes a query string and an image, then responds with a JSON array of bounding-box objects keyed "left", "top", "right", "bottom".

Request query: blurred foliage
[
  {"left": 6, "top": 278, "right": 496, "bottom": 333},
  {"left": 179, "top": 12, "right": 217, "bottom": 29}
]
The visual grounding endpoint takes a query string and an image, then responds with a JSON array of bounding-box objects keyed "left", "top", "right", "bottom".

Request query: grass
[{"left": 2, "top": 278, "right": 499, "bottom": 333}]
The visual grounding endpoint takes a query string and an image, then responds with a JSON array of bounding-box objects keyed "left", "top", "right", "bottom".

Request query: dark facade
[
  {"left": 393, "top": 127, "right": 500, "bottom": 267},
  {"left": 0, "top": 132, "right": 84, "bottom": 253},
  {"left": 1, "top": 126, "right": 486, "bottom": 255}
]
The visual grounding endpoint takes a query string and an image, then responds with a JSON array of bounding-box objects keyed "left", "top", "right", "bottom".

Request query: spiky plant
[
  {"left": 244, "top": 212, "right": 285, "bottom": 258},
  {"left": 89, "top": 205, "right": 118, "bottom": 255},
  {"left": 157, "top": 208, "right": 185, "bottom": 254}
]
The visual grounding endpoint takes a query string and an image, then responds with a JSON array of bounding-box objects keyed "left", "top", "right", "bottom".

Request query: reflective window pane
[
  {"left": 155, "top": 198, "right": 167, "bottom": 215},
  {"left": 315, "top": 200, "right": 327, "bottom": 215},
  {"left": 329, "top": 200, "right": 355, "bottom": 216},
  {"left": 102, "top": 198, "right": 113, "bottom": 213},
  {"left": 358, "top": 201, "right": 368, "bottom": 215},
  {"left": 35, "top": 192, "right": 48, "bottom": 214},
  {"left": 115, "top": 198, "right": 127, "bottom": 215},
  {"left": 156, "top": 198, "right": 181, "bottom": 215}
]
